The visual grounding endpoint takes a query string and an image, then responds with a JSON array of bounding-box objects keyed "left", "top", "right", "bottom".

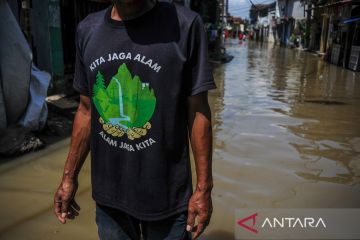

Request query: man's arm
[
  {"left": 54, "top": 95, "right": 91, "bottom": 224},
  {"left": 186, "top": 92, "right": 213, "bottom": 239}
]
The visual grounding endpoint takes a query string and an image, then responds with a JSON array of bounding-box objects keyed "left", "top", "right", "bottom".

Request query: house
[
  {"left": 275, "top": 0, "right": 307, "bottom": 46},
  {"left": 319, "top": 0, "right": 360, "bottom": 70},
  {"left": 249, "top": 2, "right": 276, "bottom": 42}
]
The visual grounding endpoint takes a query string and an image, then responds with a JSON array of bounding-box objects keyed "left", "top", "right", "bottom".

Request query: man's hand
[
  {"left": 187, "top": 92, "right": 213, "bottom": 239},
  {"left": 54, "top": 95, "right": 90, "bottom": 224},
  {"left": 187, "top": 186, "right": 213, "bottom": 239},
  {"left": 54, "top": 179, "right": 80, "bottom": 224}
]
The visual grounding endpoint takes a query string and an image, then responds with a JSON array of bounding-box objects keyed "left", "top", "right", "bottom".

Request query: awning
[{"left": 307, "top": 0, "right": 358, "bottom": 11}]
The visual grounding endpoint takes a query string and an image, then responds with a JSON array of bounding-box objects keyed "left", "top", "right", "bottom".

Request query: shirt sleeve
[
  {"left": 73, "top": 26, "right": 89, "bottom": 96},
  {"left": 186, "top": 15, "right": 217, "bottom": 96}
]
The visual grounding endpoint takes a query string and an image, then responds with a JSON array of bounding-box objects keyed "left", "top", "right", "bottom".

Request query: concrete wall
[
  {"left": 289, "top": 0, "right": 305, "bottom": 20},
  {"left": 276, "top": 0, "right": 305, "bottom": 19}
]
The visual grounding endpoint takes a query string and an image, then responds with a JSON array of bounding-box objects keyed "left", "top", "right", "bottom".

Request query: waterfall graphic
[
  {"left": 92, "top": 63, "right": 156, "bottom": 138},
  {"left": 108, "top": 77, "right": 130, "bottom": 129}
]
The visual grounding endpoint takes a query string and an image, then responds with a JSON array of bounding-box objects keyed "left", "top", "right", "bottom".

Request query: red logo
[{"left": 237, "top": 213, "right": 258, "bottom": 233}]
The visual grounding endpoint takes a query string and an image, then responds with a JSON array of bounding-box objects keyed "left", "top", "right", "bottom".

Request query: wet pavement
[{"left": 1, "top": 41, "right": 360, "bottom": 239}]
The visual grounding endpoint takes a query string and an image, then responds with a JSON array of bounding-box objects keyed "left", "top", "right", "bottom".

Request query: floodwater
[
  {"left": 204, "top": 40, "right": 360, "bottom": 239},
  {"left": 0, "top": 41, "right": 360, "bottom": 240}
]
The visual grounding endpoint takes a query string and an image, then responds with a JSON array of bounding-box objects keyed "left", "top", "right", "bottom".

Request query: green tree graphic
[
  {"left": 92, "top": 63, "right": 156, "bottom": 129},
  {"left": 93, "top": 72, "right": 110, "bottom": 122}
]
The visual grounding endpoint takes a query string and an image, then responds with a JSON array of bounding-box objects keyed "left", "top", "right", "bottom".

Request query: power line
[{"left": 246, "top": 0, "right": 259, "bottom": 10}]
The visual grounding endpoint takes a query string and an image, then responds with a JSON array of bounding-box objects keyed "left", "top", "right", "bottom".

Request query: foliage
[{"left": 92, "top": 63, "right": 156, "bottom": 129}]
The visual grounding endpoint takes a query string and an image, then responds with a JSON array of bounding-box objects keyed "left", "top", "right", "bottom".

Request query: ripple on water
[{"left": 209, "top": 41, "right": 360, "bottom": 216}]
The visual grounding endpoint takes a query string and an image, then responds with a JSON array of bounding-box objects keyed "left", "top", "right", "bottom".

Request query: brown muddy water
[
  {"left": 205, "top": 41, "right": 360, "bottom": 239},
  {"left": 0, "top": 41, "right": 360, "bottom": 240}
]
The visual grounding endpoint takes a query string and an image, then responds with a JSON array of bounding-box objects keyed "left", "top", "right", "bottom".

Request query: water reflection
[{"left": 203, "top": 40, "right": 360, "bottom": 239}]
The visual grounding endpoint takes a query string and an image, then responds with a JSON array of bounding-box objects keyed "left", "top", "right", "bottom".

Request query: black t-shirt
[{"left": 73, "top": 1, "right": 216, "bottom": 220}]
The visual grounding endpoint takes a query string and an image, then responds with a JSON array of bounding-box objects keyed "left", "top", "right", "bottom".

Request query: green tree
[{"left": 93, "top": 71, "right": 110, "bottom": 122}]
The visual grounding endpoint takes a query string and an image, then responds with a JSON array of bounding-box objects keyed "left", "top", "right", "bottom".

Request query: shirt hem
[
  {"left": 73, "top": 83, "right": 89, "bottom": 96},
  {"left": 92, "top": 191, "right": 189, "bottom": 221},
  {"left": 190, "top": 82, "right": 217, "bottom": 96}
]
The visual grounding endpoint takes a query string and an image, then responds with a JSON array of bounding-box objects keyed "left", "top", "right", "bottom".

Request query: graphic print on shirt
[{"left": 92, "top": 63, "right": 156, "bottom": 141}]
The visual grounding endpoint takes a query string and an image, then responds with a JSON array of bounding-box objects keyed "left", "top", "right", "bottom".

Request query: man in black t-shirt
[{"left": 54, "top": 0, "right": 215, "bottom": 239}]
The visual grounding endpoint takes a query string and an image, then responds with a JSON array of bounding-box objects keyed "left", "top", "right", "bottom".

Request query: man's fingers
[
  {"left": 54, "top": 195, "right": 66, "bottom": 224},
  {"left": 193, "top": 222, "right": 206, "bottom": 240},
  {"left": 186, "top": 208, "right": 196, "bottom": 232},
  {"left": 59, "top": 201, "right": 77, "bottom": 223},
  {"left": 71, "top": 199, "right": 81, "bottom": 211},
  {"left": 55, "top": 203, "right": 66, "bottom": 223},
  {"left": 54, "top": 196, "right": 78, "bottom": 224},
  {"left": 66, "top": 209, "right": 77, "bottom": 219},
  {"left": 54, "top": 201, "right": 62, "bottom": 216},
  {"left": 191, "top": 225, "right": 198, "bottom": 232},
  {"left": 63, "top": 206, "right": 78, "bottom": 220},
  {"left": 61, "top": 199, "right": 70, "bottom": 219},
  {"left": 68, "top": 206, "right": 79, "bottom": 216}
]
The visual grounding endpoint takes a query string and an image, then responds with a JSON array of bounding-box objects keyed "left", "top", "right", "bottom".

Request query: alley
[{"left": 0, "top": 41, "right": 360, "bottom": 240}]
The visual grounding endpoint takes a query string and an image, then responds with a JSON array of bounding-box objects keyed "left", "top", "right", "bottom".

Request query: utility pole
[{"left": 305, "top": 1, "right": 311, "bottom": 49}]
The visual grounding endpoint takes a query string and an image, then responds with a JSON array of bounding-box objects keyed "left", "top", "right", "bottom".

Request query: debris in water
[{"left": 0, "top": 125, "right": 45, "bottom": 158}]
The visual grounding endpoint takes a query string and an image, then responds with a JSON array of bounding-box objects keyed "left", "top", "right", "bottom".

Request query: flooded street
[
  {"left": 205, "top": 41, "right": 360, "bottom": 239},
  {"left": 1, "top": 41, "right": 360, "bottom": 240}
]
